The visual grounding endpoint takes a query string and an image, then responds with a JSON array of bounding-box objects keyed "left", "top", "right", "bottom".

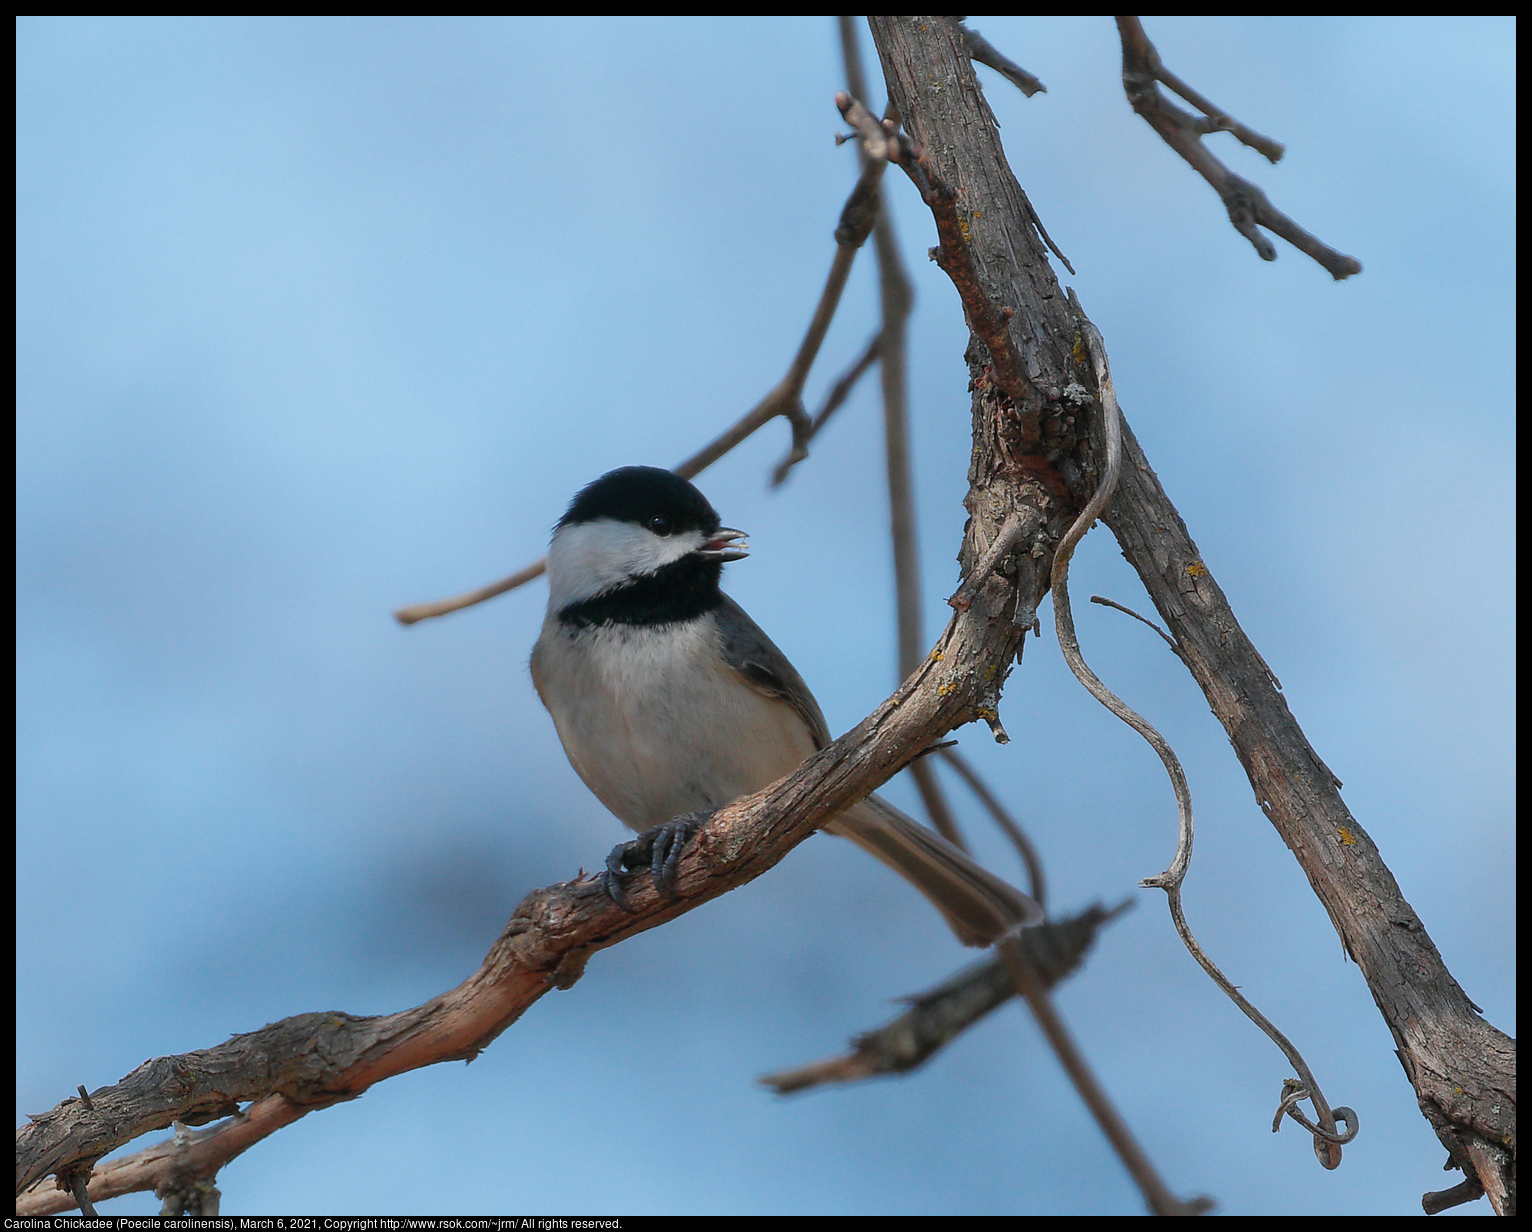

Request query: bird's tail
[{"left": 824, "top": 794, "right": 1042, "bottom": 946}]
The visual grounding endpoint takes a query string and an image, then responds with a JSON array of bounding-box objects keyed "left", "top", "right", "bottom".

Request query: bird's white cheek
[{"left": 545, "top": 520, "right": 703, "bottom": 609}]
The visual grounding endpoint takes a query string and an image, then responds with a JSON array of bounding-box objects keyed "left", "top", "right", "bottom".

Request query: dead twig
[
  {"left": 937, "top": 746, "right": 1046, "bottom": 908},
  {"left": 1056, "top": 291, "right": 1356, "bottom": 1169},
  {"left": 760, "top": 901, "right": 1126, "bottom": 1093},
  {"left": 679, "top": 90, "right": 894, "bottom": 486},
  {"left": 1422, "top": 1173, "right": 1487, "bottom": 1216},
  {"left": 395, "top": 89, "right": 895, "bottom": 627},
  {"left": 1115, "top": 16, "right": 1361, "bottom": 280},
  {"left": 833, "top": 16, "right": 971, "bottom": 852},
  {"left": 961, "top": 23, "right": 1046, "bottom": 98},
  {"left": 770, "top": 330, "right": 881, "bottom": 487},
  {"left": 1090, "top": 594, "right": 1185, "bottom": 663},
  {"left": 392, "top": 557, "right": 549, "bottom": 627},
  {"left": 947, "top": 509, "right": 1043, "bottom": 615},
  {"left": 65, "top": 1168, "right": 96, "bottom": 1217},
  {"left": 998, "top": 932, "right": 1216, "bottom": 1216}
]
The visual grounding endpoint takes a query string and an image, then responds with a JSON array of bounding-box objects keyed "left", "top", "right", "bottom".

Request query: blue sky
[{"left": 17, "top": 16, "right": 1513, "bottom": 1216}]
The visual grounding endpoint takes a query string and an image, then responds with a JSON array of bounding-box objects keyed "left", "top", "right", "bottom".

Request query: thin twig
[
  {"left": 1422, "top": 1174, "right": 1488, "bottom": 1216},
  {"left": 393, "top": 558, "right": 548, "bottom": 626},
  {"left": 65, "top": 1169, "right": 97, "bottom": 1218},
  {"left": 1090, "top": 593, "right": 1184, "bottom": 661},
  {"left": 1115, "top": 16, "right": 1361, "bottom": 280},
  {"left": 998, "top": 932, "right": 1216, "bottom": 1215},
  {"left": 947, "top": 509, "right": 1042, "bottom": 614},
  {"left": 394, "top": 91, "right": 894, "bottom": 628},
  {"left": 938, "top": 746, "right": 1046, "bottom": 908},
  {"left": 771, "top": 331, "right": 882, "bottom": 486},
  {"left": 907, "top": 754, "right": 964, "bottom": 850},
  {"left": 836, "top": 16, "right": 970, "bottom": 851},
  {"left": 1018, "top": 185, "right": 1076, "bottom": 275},
  {"left": 961, "top": 24, "right": 1046, "bottom": 98},
  {"left": 871, "top": 172, "right": 966, "bottom": 845},
  {"left": 837, "top": 16, "right": 875, "bottom": 137},
  {"left": 1054, "top": 288, "right": 1355, "bottom": 1169},
  {"left": 767, "top": 27, "right": 892, "bottom": 487},
  {"left": 1155, "top": 62, "right": 1285, "bottom": 162},
  {"left": 688, "top": 93, "right": 891, "bottom": 481},
  {"left": 874, "top": 213, "right": 920, "bottom": 682},
  {"left": 673, "top": 383, "right": 814, "bottom": 484},
  {"left": 760, "top": 902, "right": 1125, "bottom": 1093},
  {"left": 1100, "top": 584, "right": 1286, "bottom": 694}
]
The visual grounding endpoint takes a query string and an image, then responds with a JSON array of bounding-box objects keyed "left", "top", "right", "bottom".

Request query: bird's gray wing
[
  {"left": 715, "top": 596, "right": 1041, "bottom": 946},
  {"left": 714, "top": 594, "right": 833, "bottom": 749}
]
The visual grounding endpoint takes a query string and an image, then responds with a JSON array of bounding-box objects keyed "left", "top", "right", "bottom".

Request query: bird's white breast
[{"left": 530, "top": 614, "right": 818, "bottom": 831}]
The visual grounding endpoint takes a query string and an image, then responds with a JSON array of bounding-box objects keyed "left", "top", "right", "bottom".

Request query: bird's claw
[{"left": 598, "top": 812, "right": 711, "bottom": 910}]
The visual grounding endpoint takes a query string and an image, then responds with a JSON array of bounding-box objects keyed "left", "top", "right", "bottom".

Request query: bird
[{"left": 529, "top": 465, "right": 1040, "bottom": 946}]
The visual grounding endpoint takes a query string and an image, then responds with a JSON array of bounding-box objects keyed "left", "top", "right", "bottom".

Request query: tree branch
[
  {"left": 870, "top": 19, "right": 1215, "bottom": 1216},
  {"left": 961, "top": 24, "right": 1046, "bottom": 98},
  {"left": 760, "top": 901, "right": 1126, "bottom": 1094},
  {"left": 393, "top": 98, "right": 892, "bottom": 628},
  {"left": 1101, "top": 366, "right": 1515, "bottom": 1213},
  {"left": 825, "top": 40, "right": 1179, "bottom": 1214},
  {"left": 1115, "top": 16, "right": 1362, "bottom": 280},
  {"left": 18, "top": 475, "right": 1047, "bottom": 1205},
  {"left": 789, "top": 38, "right": 1170, "bottom": 1214},
  {"left": 997, "top": 933, "right": 1215, "bottom": 1216},
  {"left": 1057, "top": 298, "right": 1353, "bottom": 1169},
  {"left": 938, "top": 746, "right": 1046, "bottom": 908},
  {"left": 869, "top": 14, "right": 1509, "bottom": 1212}
]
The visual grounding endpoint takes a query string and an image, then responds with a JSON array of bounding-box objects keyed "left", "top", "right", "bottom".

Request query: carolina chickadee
[{"left": 531, "top": 466, "right": 1039, "bottom": 946}]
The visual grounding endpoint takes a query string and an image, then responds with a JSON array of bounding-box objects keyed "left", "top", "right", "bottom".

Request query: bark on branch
[
  {"left": 760, "top": 900, "right": 1128, "bottom": 1094},
  {"left": 1116, "top": 16, "right": 1362, "bottom": 280},
  {"left": 17, "top": 17, "right": 1510, "bottom": 1217},
  {"left": 867, "top": 14, "right": 1512, "bottom": 1214},
  {"left": 17, "top": 489, "right": 1047, "bottom": 1208}
]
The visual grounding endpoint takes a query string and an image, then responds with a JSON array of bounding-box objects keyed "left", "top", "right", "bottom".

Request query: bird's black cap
[{"left": 558, "top": 466, "right": 721, "bottom": 536}]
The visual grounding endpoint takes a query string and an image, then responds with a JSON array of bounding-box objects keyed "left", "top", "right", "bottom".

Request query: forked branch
[
  {"left": 18, "top": 548, "right": 1042, "bottom": 1208},
  {"left": 1116, "top": 16, "right": 1362, "bottom": 280},
  {"left": 393, "top": 94, "right": 895, "bottom": 627},
  {"left": 760, "top": 901, "right": 1127, "bottom": 1094},
  {"left": 961, "top": 23, "right": 1046, "bottom": 98},
  {"left": 1054, "top": 296, "right": 1355, "bottom": 1169},
  {"left": 867, "top": 15, "right": 1510, "bottom": 1213}
]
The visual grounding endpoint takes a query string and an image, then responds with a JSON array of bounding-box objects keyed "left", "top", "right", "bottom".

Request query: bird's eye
[{"left": 648, "top": 515, "right": 674, "bottom": 536}]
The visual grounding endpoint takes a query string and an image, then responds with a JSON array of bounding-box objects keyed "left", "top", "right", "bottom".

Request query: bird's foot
[{"left": 599, "top": 811, "right": 712, "bottom": 911}]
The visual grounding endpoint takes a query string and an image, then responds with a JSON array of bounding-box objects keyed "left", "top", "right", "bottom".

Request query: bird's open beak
[{"left": 698, "top": 527, "right": 749, "bottom": 562}]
